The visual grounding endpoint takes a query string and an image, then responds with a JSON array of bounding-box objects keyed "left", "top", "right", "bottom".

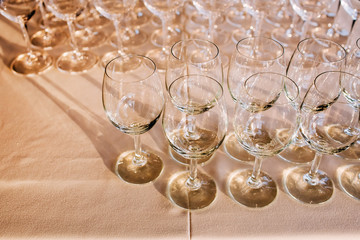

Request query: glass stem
[
  {"left": 208, "top": 12, "right": 217, "bottom": 41},
  {"left": 254, "top": 11, "right": 265, "bottom": 36},
  {"left": 161, "top": 15, "right": 169, "bottom": 54},
  {"left": 113, "top": 18, "right": 127, "bottom": 57},
  {"left": 247, "top": 157, "right": 263, "bottom": 188},
  {"left": 304, "top": 153, "right": 322, "bottom": 185},
  {"left": 133, "top": 135, "right": 146, "bottom": 166},
  {"left": 301, "top": 20, "right": 310, "bottom": 40},
  {"left": 17, "top": 17, "right": 33, "bottom": 55},
  {"left": 39, "top": 0, "right": 50, "bottom": 32},
  {"left": 66, "top": 18, "right": 81, "bottom": 54},
  {"left": 186, "top": 158, "right": 201, "bottom": 191}
]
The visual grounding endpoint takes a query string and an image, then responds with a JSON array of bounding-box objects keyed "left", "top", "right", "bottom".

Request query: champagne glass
[
  {"left": 225, "top": 36, "right": 286, "bottom": 163},
  {"left": 30, "top": 0, "right": 67, "bottom": 49},
  {"left": 0, "top": 0, "right": 53, "bottom": 75},
  {"left": 280, "top": 38, "right": 347, "bottom": 164},
  {"left": 163, "top": 74, "right": 227, "bottom": 210},
  {"left": 284, "top": 71, "right": 360, "bottom": 204},
  {"left": 228, "top": 72, "right": 300, "bottom": 208},
  {"left": 103, "top": 55, "right": 164, "bottom": 184},
  {"left": 45, "top": 0, "right": 98, "bottom": 73},
  {"left": 165, "top": 39, "right": 223, "bottom": 165},
  {"left": 93, "top": 0, "right": 138, "bottom": 68},
  {"left": 143, "top": 0, "right": 185, "bottom": 71}
]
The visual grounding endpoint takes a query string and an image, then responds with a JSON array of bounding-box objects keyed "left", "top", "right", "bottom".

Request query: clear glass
[
  {"left": 103, "top": 55, "right": 164, "bottom": 184},
  {"left": 163, "top": 75, "right": 227, "bottom": 209},
  {"left": 226, "top": 1, "right": 253, "bottom": 43},
  {"left": 228, "top": 72, "right": 300, "bottom": 208},
  {"left": 45, "top": 0, "right": 98, "bottom": 73},
  {"left": 284, "top": 71, "right": 360, "bottom": 204},
  {"left": 280, "top": 38, "right": 347, "bottom": 164},
  {"left": 165, "top": 39, "right": 223, "bottom": 165},
  {"left": 143, "top": 0, "right": 185, "bottom": 71},
  {"left": 225, "top": 36, "right": 286, "bottom": 163},
  {"left": 0, "top": 0, "right": 53, "bottom": 75}
]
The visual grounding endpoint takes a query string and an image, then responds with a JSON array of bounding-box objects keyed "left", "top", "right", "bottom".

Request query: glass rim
[
  {"left": 314, "top": 70, "right": 360, "bottom": 93},
  {"left": 104, "top": 54, "right": 156, "bottom": 83},
  {"left": 170, "top": 38, "right": 220, "bottom": 64},
  {"left": 296, "top": 37, "right": 347, "bottom": 64},
  {"left": 235, "top": 36, "right": 285, "bottom": 62},
  {"left": 356, "top": 37, "right": 360, "bottom": 50}
]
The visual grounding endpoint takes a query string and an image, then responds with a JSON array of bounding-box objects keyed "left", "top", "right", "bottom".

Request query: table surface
[{"left": 0, "top": 6, "right": 359, "bottom": 240}]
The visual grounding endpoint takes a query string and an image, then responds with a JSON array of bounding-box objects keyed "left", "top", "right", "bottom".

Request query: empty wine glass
[
  {"left": 227, "top": 72, "right": 300, "bottom": 208},
  {"left": 284, "top": 71, "right": 360, "bottom": 204},
  {"left": 30, "top": 0, "right": 67, "bottom": 49},
  {"left": 0, "top": 0, "right": 53, "bottom": 75},
  {"left": 163, "top": 74, "right": 227, "bottom": 209},
  {"left": 143, "top": 0, "right": 185, "bottom": 71},
  {"left": 280, "top": 38, "right": 347, "bottom": 164},
  {"left": 103, "top": 55, "right": 164, "bottom": 184},
  {"left": 45, "top": 0, "right": 98, "bottom": 73},
  {"left": 227, "top": 0, "right": 253, "bottom": 43},
  {"left": 225, "top": 36, "right": 286, "bottom": 163},
  {"left": 165, "top": 39, "right": 223, "bottom": 165}
]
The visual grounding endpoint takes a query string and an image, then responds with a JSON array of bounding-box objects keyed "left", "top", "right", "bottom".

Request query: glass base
[
  {"left": 11, "top": 51, "right": 53, "bottom": 75},
  {"left": 284, "top": 166, "right": 333, "bottom": 204},
  {"left": 271, "top": 27, "right": 300, "bottom": 49},
  {"left": 167, "top": 171, "right": 216, "bottom": 210},
  {"left": 150, "top": 27, "right": 184, "bottom": 48},
  {"left": 100, "top": 51, "right": 141, "bottom": 70},
  {"left": 191, "top": 28, "right": 230, "bottom": 46},
  {"left": 278, "top": 142, "right": 315, "bottom": 164},
  {"left": 146, "top": 48, "right": 167, "bottom": 71},
  {"left": 223, "top": 132, "right": 255, "bottom": 163},
  {"left": 311, "top": 27, "right": 348, "bottom": 47},
  {"left": 115, "top": 150, "right": 163, "bottom": 184},
  {"left": 74, "top": 28, "right": 107, "bottom": 49},
  {"left": 339, "top": 164, "right": 360, "bottom": 201},
  {"left": 169, "top": 147, "right": 213, "bottom": 166},
  {"left": 109, "top": 30, "right": 148, "bottom": 48},
  {"left": 31, "top": 28, "right": 67, "bottom": 49},
  {"left": 56, "top": 50, "right": 97, "bottom": 73},
  {"left": 226, "top": 9, "right": 252, "bottom": 29},
  {"left": 227, "top": 169, "right": 277, "bottom": 208}
]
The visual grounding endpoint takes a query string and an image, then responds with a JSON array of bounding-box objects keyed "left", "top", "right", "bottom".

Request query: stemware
[
  {"left": 225, "top": 36, "right": 286, "bottom": 163},
  {"left": 0, "top": 0, "right": 53, "bottom": 75},
  {"left": 280, "top": 38, "right": 347, "bottom": 164},
  {"left": 143, "top": 0, "right": 185, "bottom": 71},
  {"left": 284, "top": 71, "right": 360, "bottom": 204},
  {"left": 102, "top": 55, "right": 164, "bottom": 184},
  {"left": 165, "top": 39, "right": 223, "bottom": 165},
  {"left": 227, "top": 72, "right": 300, "bottom": 208},
  {"left": 226, "top": 1, "right": 253, "bottom": 43},
  {"left": 45, "top": 0, "right": 98, "bottom": 73},
  {"left": 30, "top": 0, "right": 67, "bottom": 49},
  {"left": 163, "top": 74, "right": 227, "bottom": 210}
]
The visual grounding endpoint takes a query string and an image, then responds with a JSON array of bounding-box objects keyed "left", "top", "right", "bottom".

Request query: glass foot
[
  {"left": 115, "top": 150, "right": 163, "bottom": 184},
  {"left": 223, "top": 132, "right": 255, "bottom": 163},
  {"left": 271, "top": 27, "right": 300, "bottom": 49},
  {"left": 74, "top": 29, "right": 107, "bottom": 49},
  {"left": 339, "top": 164, "right": 360, "bottom": 201},
  {"left": 167, "top": 171, "right": 216, "bottom": 210},
  {"left": 284, "top": 166, "right": 333, "bottom": 204},
  {"left": 228, "top": 169, "right": 277, "bottom": 208},
  {"left": 191, "top": 28, "right": 230, "bottom": 46},
  {"left": 109, "top": 30, "right": 148, "bottom": 48},
  {"left": 11, "top": 51, "right": 53, "bottom": 75},
  {"left": 150, "top": 27, "right": 184, "bottom": 48},
  {"left": 56, "top": 51, "right": 97, "bottom": 73},
  {"left": 101, "top": 51, "right": 142, "bottom": 70},
  {"left": 146, "top": 48, "right": 167, "bottom": 71},
  {"left": 31, "top": 28, "right": 67, "bottom": 49}
]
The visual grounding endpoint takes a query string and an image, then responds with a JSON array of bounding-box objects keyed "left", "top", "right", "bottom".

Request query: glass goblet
[
  {"left": 103, "top": 55, "right": 164, "bottom": 184},
  {"left": 0, "top": 0, "right": 53, "bottom": 75},
  {"left": 226, "top": 36, "right": 286, "bottom": 163},
  {"left": 284, "top": 71, "right": 360, "bottom": 204},
  {"left": 45, "top": 0, "right": 98, "bottom": 73},
  {"left": 163, "top": 74, "right": 227, "bottom": 210},
  {"left": 228, "top": 72, "right": 300, "bottom": 208}
]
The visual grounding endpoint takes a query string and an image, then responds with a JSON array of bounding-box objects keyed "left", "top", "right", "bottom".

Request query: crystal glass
[
  {"left": 228, "top": 72, "right": 300, "bottom": 208},
  {"left": 143, "top": 0, "right": 185, "bottom": 71},
  {"left": 280, "top": 38, "right": 347, "bottom": 164},
  {"left": 30, "top": 0, "right": 67, "bottom": 49},
  {"left": 93, "top": 0, "right": 137, "bottom": 67},
  {"left": 103, "top": 55, "right": 164, "bottom": 184},
  {"left": 165, "top": 39, "right": 223, "bottom": 165},
  {"left": 0, "top": 0, "right": 53, "bottom": 75},
  {"left": 163, "top": 74, "right": 227, "bottom": 209},
  {"left": 45, "top": 0, "right": 98, "bottom": 73},
  {"left": 227, "top": 0, "right": 253, "bottom": 43},
  {"left": 225, "top": 36, "right": 286, "bottom": 163},
  {"left": 284, "top": 71, "right": 360, "bottom": 204}
]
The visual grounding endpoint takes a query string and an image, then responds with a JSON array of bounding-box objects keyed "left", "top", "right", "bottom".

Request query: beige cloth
[{"left": 0, "top": 9, "right": 359, "bottom": 240}]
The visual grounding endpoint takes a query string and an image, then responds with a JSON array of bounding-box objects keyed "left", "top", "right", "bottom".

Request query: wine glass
[
  {"left": 93, "top": 0, "right": 138, "bottom": 68},
  {"left": 102, "top": 55, "right": 164, "bottom": 184},
  {"left": 227, "top": 0, "right": 253, "bottom": 43},
  {"left": 225, "top": 36, "right": 286, "bottom": 163},
  {"left": 165, "top": 39, "right": 223, "bottom": 165},
  {"left": 143, "top": 0, "right": 185, "bottom": 71},
  {"left": 227, "top": 72, "right": 300, "bottom": 208},
  {"left": 0, "top": 0, "right": 53, "bottom": 75},
  {"left": 30, "top": 0, "right": 67, "bottom": 49},
  {"left": 280, "top": 38, "right": 347, "bottom": 164},
  {"left": 284, "top": 71, "right": 360, "bottom": 204},
  {"left": 45, "top": 0, "right": 98, "bottom": 73},
  {"left": 163, "top": 74, "right": 227, "bottom": 210}
]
